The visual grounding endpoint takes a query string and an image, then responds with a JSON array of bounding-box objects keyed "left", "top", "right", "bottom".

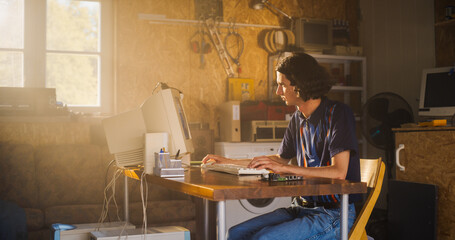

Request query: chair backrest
[
  {"left": 360, "top": 158, "right": 381, "bottom": 188},
  {"left": 349, "top": 158, "right": 385, "bottom": 240}
]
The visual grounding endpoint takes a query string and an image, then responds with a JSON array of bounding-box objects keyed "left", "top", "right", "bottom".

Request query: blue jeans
[
  {"left": 0, "top": 200, "right": 27, "bottom": 240},
  {"left": 227, "top": 203, "right": 356, "bottom": 240}
]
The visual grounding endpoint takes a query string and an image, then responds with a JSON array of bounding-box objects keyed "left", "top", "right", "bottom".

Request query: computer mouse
[{"left": 201, "top": 159, "right": 216, "bottom": 167}]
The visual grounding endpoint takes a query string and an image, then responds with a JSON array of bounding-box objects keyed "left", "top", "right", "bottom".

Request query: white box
[
  {"left": 153, "top": 167, "right": 185, "bottom": 178},
  {"left": 144, "top": 132, "right": 169, "bottom": 174},
  {"left": 58, "top": 222, "right": 135, "bottom": 240},
  {"left": 219, "top": 101, "right": 241, "bottom": 142},
  {"left": 241, "top": 120, "right": 289, "bottom": 142},
  {"left": 214, "top": 142, "right": 281, "bottom": 159},
  {"left": 328, "top": 45, "right": 363, "bottom": 56},
  {"left": 89, "top": 226, "right": 190, "bottom": 240}
]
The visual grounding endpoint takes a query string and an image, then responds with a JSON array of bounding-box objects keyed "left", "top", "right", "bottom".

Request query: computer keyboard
[{"left": 201, "top": 163, "right": 270, "bottom": 175}]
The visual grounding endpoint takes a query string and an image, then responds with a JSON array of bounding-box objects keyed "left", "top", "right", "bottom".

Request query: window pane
[
  {"left": 0, "top": 51, "right": 23, "bottom": 87},
  {"left": 47, "top": 0, "right": 100, "bottom": 52},
  {"left": 46, "top": 53, "right": 99, "bottom": 106},
  {"left": 0, "top": 0, "right": 24, "bottom": 49}
]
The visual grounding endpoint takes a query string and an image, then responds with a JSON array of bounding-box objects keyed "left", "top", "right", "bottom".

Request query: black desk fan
[{"left": 361, "top": 92, "right": 414, "bottom": 178}]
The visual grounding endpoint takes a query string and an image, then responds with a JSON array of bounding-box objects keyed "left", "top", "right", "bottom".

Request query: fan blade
[
  {"left": 368, "top": 124, "right": 391, "bottom": 147},
  {"left": 386, "top": 108, "right": 413, "bottom": 127},
  {"left": 368, "top": 98, "right": 389, "bottom": 122}
]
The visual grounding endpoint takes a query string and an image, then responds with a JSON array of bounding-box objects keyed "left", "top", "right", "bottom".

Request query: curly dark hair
[{"left": 276, "top": 52, "right": 334, "bottom": 101}]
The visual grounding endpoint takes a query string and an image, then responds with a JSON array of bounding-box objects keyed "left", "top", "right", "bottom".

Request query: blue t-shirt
[{"left": 278, "top": 97, "right": 361, "bottom": 203}]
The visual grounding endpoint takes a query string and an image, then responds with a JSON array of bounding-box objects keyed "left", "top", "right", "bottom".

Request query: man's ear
[{"left": 293, "top": 87, "right": 300, "bottom": 97}]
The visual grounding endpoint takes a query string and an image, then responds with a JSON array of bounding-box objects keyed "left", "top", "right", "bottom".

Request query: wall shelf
[
  {"left": 435, "top": 18, "right": 455, "bottom": 27},
  {"left": 138, "top": 14, "right": 283, "bottom": 29},
  {"left": 332, "top": 86, "right": 364, "bottom": 91}
]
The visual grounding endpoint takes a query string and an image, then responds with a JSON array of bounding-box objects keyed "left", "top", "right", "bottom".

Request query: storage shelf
[
  {"left": 139, "top": 14, "right": 283, "bottom": 29},
  {"left": 435, "top": 18, "right": 455, "bottom": 27},
  {"left": 332, "top": 86, "right": 364, "bottom": 91},
  {"left": 309, "top": 53, "right": 366, "bottom": 61}
]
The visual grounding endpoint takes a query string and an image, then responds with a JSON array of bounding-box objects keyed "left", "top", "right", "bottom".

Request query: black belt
[
  {"left": 303, "top": 201, "right": 340, "bottom": 209},
  {"left": 293, "top": 197, "right": 340, "bottom": 209}
]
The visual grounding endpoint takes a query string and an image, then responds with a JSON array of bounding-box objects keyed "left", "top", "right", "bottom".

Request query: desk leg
[
  {"left": 124, "top": 175, "right": 129, "bottom": 222},
  {"left": 341, "top": 194, "right": 348, "bottom": 240},
  {"left": 203, "top": 199, "right": 210, "bottom": 240},
  {"left": 217, "top": 201, "right": 226, "bottom": 240}
]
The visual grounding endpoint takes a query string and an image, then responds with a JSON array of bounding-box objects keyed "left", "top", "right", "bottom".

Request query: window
[{"left": 0, "top": 0, "right": 113, "bottom": 114}]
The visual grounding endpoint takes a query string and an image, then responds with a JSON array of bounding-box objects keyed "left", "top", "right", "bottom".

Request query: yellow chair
[{"left": 349, "top": 158, "right": 386, "bottom": 240}]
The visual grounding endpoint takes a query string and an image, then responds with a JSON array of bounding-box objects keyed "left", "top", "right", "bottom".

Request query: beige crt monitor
[
  {"left": 102, "top": 108, "right": 146, "bottom": 167},
  {"left": 141, "top": 88, "right": 194, "bottom": 158},
  {"left": 102, "top": 87, "right": 193, "bottom": 168}
]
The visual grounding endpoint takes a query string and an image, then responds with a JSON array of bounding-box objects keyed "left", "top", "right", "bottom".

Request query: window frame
[{"left": 22, "top": 0, "right": 113, "bottom": 114}]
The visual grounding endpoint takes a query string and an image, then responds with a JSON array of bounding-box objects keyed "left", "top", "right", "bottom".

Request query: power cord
[{"left": 140, "top": 171, "right": 149, "bottom": 237}]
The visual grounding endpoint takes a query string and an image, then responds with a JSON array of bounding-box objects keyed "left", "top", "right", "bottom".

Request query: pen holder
[
  {"left": 169, "top": 159, "right": 182, "bottom": 168},
  {"left": 153, "top": 153, "right": 185, "bottom": 178},
  {"left": 155, "top": 152, "right": 170, "bottom": 168}
]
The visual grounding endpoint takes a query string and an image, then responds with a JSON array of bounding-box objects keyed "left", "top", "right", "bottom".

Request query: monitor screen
[
  {"left": 294, "top": 18, "right": 333, "bottom": 52},
  {"left": 303, "top": 21, "right": 330, "bottom": 45},
  {"left": 419, "top": 67, "right": 455, "bottom": 117}
]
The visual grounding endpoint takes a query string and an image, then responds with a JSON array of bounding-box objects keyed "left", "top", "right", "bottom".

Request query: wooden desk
[{"left": 144, "top": 167, "right": 366, "bottom": 240}]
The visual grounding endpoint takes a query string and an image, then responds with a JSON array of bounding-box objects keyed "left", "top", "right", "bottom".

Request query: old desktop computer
[
  {"left": 102, "top": 84, "right": 194, "bottom": 169},
  {"left": 418, "top": 66, "right": 455, "bottom": 125},
  {"left": 89, "top": 226, "right": 190, "bottom": 240},
  {"left": 51, "top": 222, "right": 136, "bottom": 240}
]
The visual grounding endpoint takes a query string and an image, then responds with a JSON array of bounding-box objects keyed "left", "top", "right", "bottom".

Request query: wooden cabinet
[{"left": 394, "top": 127, "right": 455, "bottom": 240}]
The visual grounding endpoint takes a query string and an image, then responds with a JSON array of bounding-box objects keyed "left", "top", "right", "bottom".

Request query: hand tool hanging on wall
[
  {"left": 224, "top": 20, "right": 244, "bottom": 77},
  {"left": 190, "top": 20, "right": 212, "bottom": 69},
  {"left": 204, "top": 17, "right": 235, "bottom": 78}
]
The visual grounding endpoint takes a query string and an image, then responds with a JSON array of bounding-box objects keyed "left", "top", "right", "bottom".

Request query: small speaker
[{"left": 451, "top": 113, "right": 455, "bottom": 126}]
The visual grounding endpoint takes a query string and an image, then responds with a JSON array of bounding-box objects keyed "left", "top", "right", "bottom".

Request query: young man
[{"left": 203, "top": 52, "right": 360, "bottom": 240}]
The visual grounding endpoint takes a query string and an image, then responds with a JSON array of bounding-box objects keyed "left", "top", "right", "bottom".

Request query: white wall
[
  {"left": 359, "top": 0, "right": 435, "bottom": 119},
  {"left": 359, "top": 0, "right": 435, "bottom": 209}
]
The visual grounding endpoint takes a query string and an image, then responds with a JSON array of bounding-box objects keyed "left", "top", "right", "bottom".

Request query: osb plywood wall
[
  {"left": 115, "top": 0, "right": 359, "bottom": 137},
  {"left": 0, "top": 122, "right": 91, "bottom": 147}
]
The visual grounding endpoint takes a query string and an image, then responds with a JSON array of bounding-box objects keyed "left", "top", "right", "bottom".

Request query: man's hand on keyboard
[
  {"left": 202, "top": 154, "right": 252, "bottom": 167},
  {"left": 249, "top": 155, "right": 287, "bottom": 174},
  {"left": 202, "top": 154, "right": 232, "bottom": 165}
]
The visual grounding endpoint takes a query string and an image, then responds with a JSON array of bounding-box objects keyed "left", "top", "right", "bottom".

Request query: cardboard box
[
  {"left": 241, "top": 120, "right": 289, "bottom": 142},
  {"left": 219, "top": 101, "right": 241, "bottom": 142},
  {"left": 240, "top": 101, "right": 268, "bottom": 121},
  {"left": 267, "top": 104, "right": 296, "bottom": 120},
  {"left": 328, "top": 45, "right": 363, "bottom": 56},
  {"left": 241, "top": 101, "right": 296, "bottom": 121}
]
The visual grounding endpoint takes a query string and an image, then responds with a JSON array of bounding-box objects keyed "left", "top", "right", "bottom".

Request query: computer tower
[
  {"left": 89, "top": 226, "right": 190, "bottom": 240},
  {"left": 388, "top": 180, "right": 437, "bottom": 240},
  {"left": 51, "top": 222, "right": 135, "bottom": 240}
]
